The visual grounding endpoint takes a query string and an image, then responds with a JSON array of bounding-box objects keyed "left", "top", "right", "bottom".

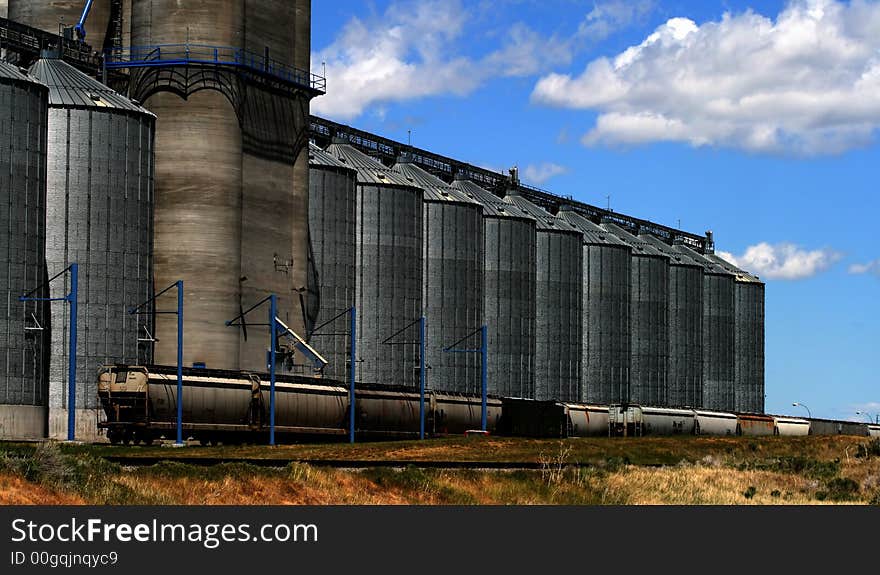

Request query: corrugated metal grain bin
[
  {"left": 672, "top": 242, "right": 736, "bottom": 411},
  {"left": 557, "top": 208, "right": 632, "bottom": 405},
  {"left": 450, "top": 175, "right": 536, "bottom": 399},
  {"left": 393, "top": 156, "right": 484, "bottom": 394},
  {"left": 707, "top": 252, "right": 765, "bottom": 414},
  {"left": 0, "top": 61, "right": 48, "bottom": 439},
  {"left": 505, "top": 193, "right": 582, "bottom": 402},
  {"left": 30, "top": 57, "right": 155, "bottom": 440},
  {"left": 308, "top": 142, "right": 357, "bottom": 381},
  {"left": 641, "top": 233, "right": 703, "bottom": 408},
  {"left": 325, "top": 140, "right": 423, "bottom": 387},
  {"left": 601, "top": 221, "right": 669, "bottom": 406}
]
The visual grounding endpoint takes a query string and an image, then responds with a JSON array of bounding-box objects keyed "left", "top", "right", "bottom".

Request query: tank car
[
  {"left": 772, "top": 416, "right": 810, "bottom": 436},
  {"left": 97, "top": 365, "right": 501, "bottom": 444},
  {"left": 693, "top": 410, "right": 738, "bottom": 436}
]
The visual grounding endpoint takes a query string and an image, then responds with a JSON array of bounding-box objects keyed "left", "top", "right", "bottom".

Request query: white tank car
[
  {"left": 772, "top": 416, "right": 811, "bottom": 436},
  {"left": 869, "top": 425, "right": 880, "bottom": 439},
  {"left": 562, "top": 404, "right": 609, "bottom": 437},
  {"left": 693, "top": 410, "right": 738, "bottom": 436}
]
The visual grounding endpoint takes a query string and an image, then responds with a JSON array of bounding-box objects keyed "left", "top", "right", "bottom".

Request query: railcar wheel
[{"left": 108, "top": 430, "right": 121, "bottom": 445}]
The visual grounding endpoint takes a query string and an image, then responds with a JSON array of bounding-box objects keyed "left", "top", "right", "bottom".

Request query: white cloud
[
  {"left": 716, "top": 242, "right": 842, "bottom": 280},
  {"left": 578, "top": 0, "right": 656, "bottom": 41},
  {"left": 533, "top": 0, "right": 880, "bottom": 155},
  {"left": 312, "top": 0, "right": 574, "bottom": 120},
  {"left": 848, "top": 259, "right": 880, "bottom": 276},
  {"left": 523, "top": 162, "right": 568, "bottom": 185}
]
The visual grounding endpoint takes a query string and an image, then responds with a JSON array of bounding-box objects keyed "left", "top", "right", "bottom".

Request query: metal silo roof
[
  {"left": 672, "top": 242, "right": 735, "bottom": 277},
  {"left": 393, "top": 157, "right": 480, "bottom": 205},
  {"left": 450, "top": 175, "right": 535, "bottom": 221},
  {"left": 325, "top": 141, "right": 419, "bottom": 188},
  {"left": 706, "top": 253, "right": 764, "bottom": 284},
  {"left": 558, "top": 207, "right": 630, "bottom": 247},
  {"left": 601, "top": 221, "right": 670, "bottom": 260},
  {"left": 640, "top": 233, "right": 703, "bottom": 268},
  {"left": 309, "top": 141, "right": 356, "bottom": 172},
  {"left": 28, "top": 58, "right": 152, "bottom": 114},
  {"left": 505, "top": 193, "right": 580, "bottom": 234},
  {"left": 0, "top": 60, "right": 44, "bottom": 87}
]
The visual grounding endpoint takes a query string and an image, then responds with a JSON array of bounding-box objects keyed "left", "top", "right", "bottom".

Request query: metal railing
[{"left": 103, "top": 43, "right": 326, "bottom": 93}]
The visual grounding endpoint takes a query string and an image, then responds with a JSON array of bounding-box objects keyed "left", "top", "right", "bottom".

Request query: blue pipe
[
  {"left": 419, "top": 316, "right": 426, "bottom": 440},
  {"left": 74, "top": 0, "right": 95, "bottom": 41},
  {"left": 269, "top": 294, "right": 277, "bottom": 446},
  {"left": 175, "top": 281, "right": 184, "bottom": 446},
  {"left": 67, "top": 264, "right": 78, "bottom": 442},
  {"left": 349, "top": 308, "right": 356, "bottom": 444}
]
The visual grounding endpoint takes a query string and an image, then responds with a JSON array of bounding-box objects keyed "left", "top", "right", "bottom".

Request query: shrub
[{"left": 743, "top": 486, "right": 757, "bottom": 499}]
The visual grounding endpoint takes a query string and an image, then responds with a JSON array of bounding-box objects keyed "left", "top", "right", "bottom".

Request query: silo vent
[
  {"left": 89, "top": 92, "right": 101, "bottom": 101},
  {"left": 440, "top": 190, "right": 449, "bottom": 196}
]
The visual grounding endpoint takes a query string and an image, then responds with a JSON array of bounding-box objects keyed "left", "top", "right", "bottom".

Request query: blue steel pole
[
  {"left": 67, "top": 264, "right": 78, "bottom": 442},
  {"left": 481, "top": 325, "right": 487, "bottom": 432},
  {"left": 176, "top": 281, "right": 184, "bottom": 446},
  {"left": 419, "top": 316, "right": 426, "bottom": 440},
  {"left": 269, "top": 294, "right": 277, "bottom": 446},
  {"left": 349, "top": 308, "right": 356, "bottom": 444}
]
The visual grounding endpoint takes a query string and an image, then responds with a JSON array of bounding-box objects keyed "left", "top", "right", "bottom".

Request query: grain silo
[
  {"left": 601, "top": 221, "right": 669, "bottom": 406},
  {"left": 130, "top": 0, "right": 313, "bottom": 373},
  {"left": 0, "top": 61, "right": 48, "bottom": 439},
  {"left": 640, "top": 233, "right": 703, "bottom": 408},
  {"left": 707, "top": 252, "right": 765, "bottom": 414},
  {"left": 392, "top": 155, "right": 484, "bottom": 394},
  {"left": 504, "top": 193, "right": 582, "bottom": 402},
  {"left": 29, "top": 56, "right": 154, "bottom": 440},
  {"left": 557, "top": 207, "right": 631, "bottom": 404},
  {"left": 325, "top": 140, "right": 423, "bottom": 387},
  {"left": 450, "top": 175, "right": 536, "bottom": 399},
  {"left": 671, "top": 242, "right": 736, "bottom": 411},
  {"left": 1, "top": 1, "right": 7, "bottom": 18},
  {"left": 308, "top": 142, "right": 357, "bottom": 381}
]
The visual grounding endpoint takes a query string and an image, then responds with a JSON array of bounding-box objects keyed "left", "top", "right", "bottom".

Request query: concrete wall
[{"left": 0, "top": 405, "right": 46, "bottom": 439}]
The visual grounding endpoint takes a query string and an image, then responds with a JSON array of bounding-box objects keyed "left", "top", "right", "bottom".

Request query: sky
[{"left": 310, "top": 0, "right": 879, "bottom": 422}]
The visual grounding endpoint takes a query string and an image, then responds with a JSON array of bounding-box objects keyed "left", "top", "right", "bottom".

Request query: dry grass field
[{"left": 1, "top": 436, "right": 878, "bottom": 505}]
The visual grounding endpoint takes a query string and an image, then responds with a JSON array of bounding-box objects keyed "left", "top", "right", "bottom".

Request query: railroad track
[{"left": 102, "top": 456, "right": 664, "bottom": 470}]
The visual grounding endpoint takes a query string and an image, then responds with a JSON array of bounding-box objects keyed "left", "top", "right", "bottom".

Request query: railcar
[
  {"left": 772, "top": 416, "right": 810, "bottom": 437},
  {"left": 693, "top": 410, "right": 738, "bottom": 436},
  {"left": 97, "top": 365, "right": 501, "bottom": 444}
]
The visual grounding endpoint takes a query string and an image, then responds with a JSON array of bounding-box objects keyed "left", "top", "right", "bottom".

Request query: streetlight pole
[{"left": 792, "top": 402, "right": 812, "bottom": 419}]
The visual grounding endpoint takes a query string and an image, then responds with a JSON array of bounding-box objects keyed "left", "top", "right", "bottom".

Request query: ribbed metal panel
[
  {"left": 601, "top": 222, "right": 669, "bottom": 406},
  {"left": 325, "top": 142, "right": 423, "bottom": 387},
  {"left": 641, "top": 234, "right": 703, "bottom": 408},
  {"left": 557, "top": 208, "right": 631, "bottom": 404},
  {"left": 393, "top": 158, "right": 483, "bottom": 394},
  {"left": 308, "top": 143, "right": 357, "bottom": 381},
  {"left": 673, "top": 243, "right": 736, "bottom": 411},
  {"left": 708, "top": 253, "right": 765, "bottom": 414},
  {"left": 450, "top": 176, "right": 536, "bottom": 399},
  {"left": 0, "top": 61, "right": 48, "bottom": 411},
  {"left": 505, "top": 194, "right": 581, "bottom": 402},
  {"left": 30, "top": 58, "right": 154, "bottom": 418}
]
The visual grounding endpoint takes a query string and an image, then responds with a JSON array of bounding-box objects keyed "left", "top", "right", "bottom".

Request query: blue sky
[{"left": 311, "top": 0, "right": 879, "bottom": 421}]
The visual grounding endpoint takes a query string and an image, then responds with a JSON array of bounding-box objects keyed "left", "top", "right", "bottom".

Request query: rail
[{"left": 104, "top": 43, "right": 326, "bottom": 94}]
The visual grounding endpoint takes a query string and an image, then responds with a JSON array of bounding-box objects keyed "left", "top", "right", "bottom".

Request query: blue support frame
[
  {"left": 225, "top": 295, "right": 281, "bottom": 446},
  {"left": 443, "top": 325, "right": 489, "bottom": 432},
  {"left": 129, "top": 280, "right": 184, "bottom": 446},
  {"left": 20, "top": 263, "right": 79, "bottom": 441},
  {"left": 381, "top": 318, "right": 428, "bottom": 440}
]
